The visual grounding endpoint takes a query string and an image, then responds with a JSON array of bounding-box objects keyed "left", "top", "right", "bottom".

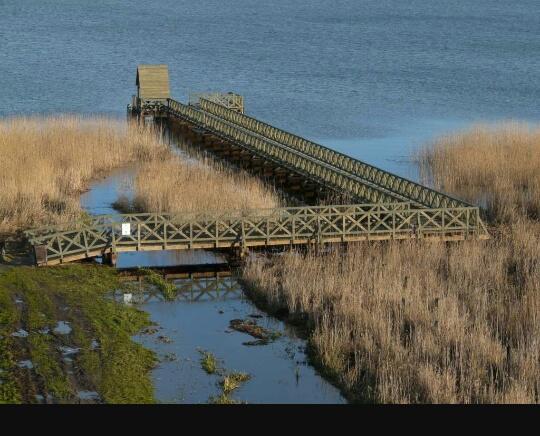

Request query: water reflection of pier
[{"left": 116, "top": 270, "right": 244, "bottom": 303}]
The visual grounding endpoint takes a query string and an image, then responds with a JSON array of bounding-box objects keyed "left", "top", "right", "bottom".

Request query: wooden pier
[{"left": 24, "top": 65, "right": 489, "bottom": 266}]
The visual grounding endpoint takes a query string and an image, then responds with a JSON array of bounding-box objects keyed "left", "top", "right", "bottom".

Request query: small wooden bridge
[
  {"left": 25, "top": 65, "right": 489, "bottom": 266},
  {"left": 26, "top": 204, "right": 487, "bottom": 266}
]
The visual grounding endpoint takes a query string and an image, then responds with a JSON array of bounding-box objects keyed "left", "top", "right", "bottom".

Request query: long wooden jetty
[{"left": 25, "top": 65, "right": 488, "bottom": 266}]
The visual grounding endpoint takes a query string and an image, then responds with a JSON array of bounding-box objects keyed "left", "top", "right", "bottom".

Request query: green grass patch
[
  {"left": 0, "top": 265, "right": 157, "bottom": 403},
  {"left": 0, "top": 338, "right": 21, "bottom": 403}
]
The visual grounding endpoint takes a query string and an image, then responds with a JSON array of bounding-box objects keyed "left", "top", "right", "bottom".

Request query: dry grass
[
  {"left": 243, "top": 123, "right": 540, "bottom": 403},
  {"left": 0, "top": 116, "right": 281, "bottom": 234},
  {"left": 0, "top": 116, "right": 168, "bottom": 232},
  {"left": 418, "top": 122, "right": 540, "bottom": 222},
  {"left": 131, "top": 155, "right": 280, "bottom": 216}
]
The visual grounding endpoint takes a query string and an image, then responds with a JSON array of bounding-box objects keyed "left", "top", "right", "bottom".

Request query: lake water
[{"left": 2, "top": 0, "right": 539, "bottom": 177}]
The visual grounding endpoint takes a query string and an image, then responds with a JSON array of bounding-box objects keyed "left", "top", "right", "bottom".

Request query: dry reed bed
[
  {"left": 418, "top": 122, "right": 540, "bottom": 222},
  {"left": 0, "top": 116, "right": 168, "bottom": 232},
  {"left": 0, "top": 116, "right": 280, "bottom": 233},
  {"left": 131, "top": 155, "right": 280, "bottom": 216},
  {"left": 243, "top": 123, "right": 540, "bottom": 403}
]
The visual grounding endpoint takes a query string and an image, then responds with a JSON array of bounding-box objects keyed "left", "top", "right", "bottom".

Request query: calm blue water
[
  {"left": 1, "top": 0, "right": 539, "bottom": 177},
  {"left": 131, "top": 276, "right": 346, "bottom": 404}
]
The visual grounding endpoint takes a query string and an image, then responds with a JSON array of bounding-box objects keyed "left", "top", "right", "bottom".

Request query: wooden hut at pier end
[{"left": 135, "top": 64, "right": 170, "bottom": 103}]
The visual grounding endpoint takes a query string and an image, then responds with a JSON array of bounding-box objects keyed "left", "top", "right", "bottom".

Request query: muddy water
[{"left": 82, "top": 168, "right": 346, "bottom": 403}]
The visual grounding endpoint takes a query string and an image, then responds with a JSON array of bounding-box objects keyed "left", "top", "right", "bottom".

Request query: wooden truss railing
[
  {"left": 197, "top": 98, "right": 471, "bottom": 209},
  {"left": 25, "top": 203, "right": 488, "bottom": 266},
  {"left": 189, "top": 93, "right": 244, "bottom": 113},
  {"left": 165, "top": 99, "right": 410, "bottom": 205}
]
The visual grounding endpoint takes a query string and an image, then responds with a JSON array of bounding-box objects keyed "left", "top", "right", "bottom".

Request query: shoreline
[{"left": 239, "top": 270, "right": 359, "bottom": 404}]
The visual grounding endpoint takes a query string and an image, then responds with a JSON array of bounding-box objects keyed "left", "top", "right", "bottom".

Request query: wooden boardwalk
[
  {"left": 24, "top": 65, "right": 489, "bottom": 266},
  {"left": 26, "top": 204, "right": 488, "bottom": 266}
]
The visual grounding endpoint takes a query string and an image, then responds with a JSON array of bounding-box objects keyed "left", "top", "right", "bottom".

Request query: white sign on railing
[{"left": 121, "top": 223, "right": 131, "bottom": 236}]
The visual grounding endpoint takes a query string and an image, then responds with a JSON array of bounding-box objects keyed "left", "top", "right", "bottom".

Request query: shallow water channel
[{"left": 81, "top": 167, "right": 346, "bottom": 404}]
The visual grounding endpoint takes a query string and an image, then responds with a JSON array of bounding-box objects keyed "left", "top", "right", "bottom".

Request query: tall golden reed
[
  {"left": 243, "top": 123, "right": 540, "bottom": 403},
  {"left": 132, "top": 155, "right": 281, "bottom": 215},
  {"left": 0, "top": 116, "right": 168, "bottom": 232},
  {"left": 0, "top": 116, "right": 280, "bottom": 233},
  {"left": 418, "top": 122, "right": 540, "bottom": 222}
]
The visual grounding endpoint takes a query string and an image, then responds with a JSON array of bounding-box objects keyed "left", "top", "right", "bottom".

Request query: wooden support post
[
  {"left": 103, "top": 252, "right": 117, "bottom": 266},
  {"left": 34, "top": 245, "right": 48, "bottom": 266},
  {"left": 83, "top": 230, "right": 89, "bottom": 257},
  {"left": 163, "top": 222, "right": 168, "bottom": 249},
  {"left": 316, "top": 215, "right": 322, "bottom": 255}
]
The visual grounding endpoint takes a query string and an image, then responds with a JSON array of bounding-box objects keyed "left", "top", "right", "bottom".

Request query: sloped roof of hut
[{"left": 136, "top": 65, "right": 170, "bottom": 100}]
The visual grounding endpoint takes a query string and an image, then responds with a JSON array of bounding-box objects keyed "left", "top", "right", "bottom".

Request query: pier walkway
[{"left": 25, "top": 65, "right": 488, "bottom": 266}]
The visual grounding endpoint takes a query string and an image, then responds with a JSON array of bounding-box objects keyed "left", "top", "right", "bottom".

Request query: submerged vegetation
[
  {"left": 199, "top": 350, "right": 220, "bottom": 375},
  {"left": 210, "top": 371, "right": 251, "bottom": 404},
  {"left": 0, "top": 265, "right": 156, "bottom": 404},
  {"left": 229, "top": 318, "right": 281, "bottom": 346},
  {"left": 198, "top": 350, "right": 251, "bottom": 403},
  {"left": 220, "top": 372, "right": 251, "bottom": 395},
  {"left": 138, "top": 269, "right": 177, "bottom": 301},
  {"left": 243, "top": 123, "right": 540, "bottom": 404}
]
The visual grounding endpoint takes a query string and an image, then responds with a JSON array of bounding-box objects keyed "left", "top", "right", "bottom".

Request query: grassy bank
[
  {"left": 0, "top": 265, "right": 156, "bottom": 404},
  {"left": 243, "top": 123, "right": 540, "bottom": 404}
]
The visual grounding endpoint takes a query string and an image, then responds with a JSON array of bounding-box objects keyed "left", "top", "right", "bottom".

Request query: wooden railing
[
  {"left": 25, "top": 203, "right": 488, "bottom": 266},
  {"left": 197, "top": 98, "right": 471, "bottom": 209}
]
